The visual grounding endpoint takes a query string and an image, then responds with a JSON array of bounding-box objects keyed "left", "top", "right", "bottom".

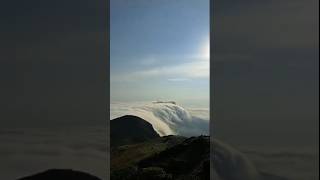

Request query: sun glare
[{"left": 201, "top": 38, "right": 210, "bottom": 59}]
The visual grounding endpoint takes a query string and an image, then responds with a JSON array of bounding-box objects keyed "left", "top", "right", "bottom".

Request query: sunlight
[{"left": 201, "top": 38, "right": 210, "bottom": 60}]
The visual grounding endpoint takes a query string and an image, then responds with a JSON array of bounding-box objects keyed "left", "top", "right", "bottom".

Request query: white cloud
[
  {"left": 110, "top": 102, "right": 209, "bottom": 136},
  {"left": 167, "top": 78, "right": 190, "bottom": 82},
  {"left": 111, "top": 56, "right": 209, "bottom": 82}
]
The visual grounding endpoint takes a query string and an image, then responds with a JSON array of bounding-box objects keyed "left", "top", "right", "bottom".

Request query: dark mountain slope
[
  {"left": 111, "top": 135, "right": 186, "bottom": 171},
  {"left": 110, "top": 115, "right": 160, "bottom": 147},
  {"left": 138, "top": 136, "right": 210, "bottom": 180},
  {"left": 111, "top": 136, "right": 210, "bottom": 180},
  {"left": 110, "top": 114, "right": 209, "bottom": 179},
  {"left": 17, "top": 169, "right": 101, "bottom": 180}
]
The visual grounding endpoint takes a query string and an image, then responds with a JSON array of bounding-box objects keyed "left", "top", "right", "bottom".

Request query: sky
[
  {"left": 110, "top": 0, "right": 210, "bottom": 108},
  {"left": 212, "top": 0, "right": 319, "bottom": 147},
  {"left": 0, "top": 0, "right": 107, "bottom": 127}
]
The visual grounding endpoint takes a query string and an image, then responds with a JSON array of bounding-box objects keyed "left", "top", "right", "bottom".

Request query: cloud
[
  {"left": 0, "top": 127, "right": 107, "bottom": 180},
  {"left": 239, "top": 146, "right": 318, "bottom": 180},
  {"left": 110, "top": 101, "right": 209, "bottom": 136},
  {"left": 111, "top": 57, "right": 209, "bottom": 82},
  {"left": 167, "top": 78, "right": 190, "bottom": 82},
  {"left": 212, "top": 139, "right": 318, "bottom": 180},
  {"left": 212, "top": 139, "right": 261, "bottom": 180}
]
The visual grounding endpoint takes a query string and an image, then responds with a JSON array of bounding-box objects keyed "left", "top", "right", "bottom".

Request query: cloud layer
[
  {"left": 110, "top": 101, "right": 209, "bottom": 136},
  {"left": 0, "top": 127, "right": 107, "bottom": 180},
  {"left": 212, "top": 139, "right": 318, "bottom": 180}
]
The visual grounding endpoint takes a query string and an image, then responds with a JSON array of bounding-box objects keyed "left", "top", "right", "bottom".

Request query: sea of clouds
[
  {"left": 1, "top": 127, "right": 316, "bottom": 180},
  {"left": 110, "top": 101, "right": 210, "bottom": 137},
  {"left": 0, "top": 102, "right": 317, "bottom": 180},
  {"left": 212, "top": 139, "right": 318, "bottom": 180},
  {"left": 0, "top": 127, "right": 107, "bottom": 180},
  {"left": 111, "top": 101, "right": 318, "bottom": 180}
]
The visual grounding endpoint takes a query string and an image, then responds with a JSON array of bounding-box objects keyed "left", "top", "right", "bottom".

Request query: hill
[{"left": 110, "top": 115, "right": 160, "bottom": 147}]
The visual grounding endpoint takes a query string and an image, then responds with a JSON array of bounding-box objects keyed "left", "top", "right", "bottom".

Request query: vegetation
[{"left": 110, "top": 115, "right": 210, "bottom": 180}]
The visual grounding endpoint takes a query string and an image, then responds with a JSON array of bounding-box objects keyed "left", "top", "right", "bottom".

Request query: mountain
[
  {"left": 17, "top": 169, "right": 101, "bottom": 180},
  {"left": 111, "top": 135, "right": 186, "bottom": 171},
  {"left": 111, "top": 136, "right": 210, "bottom": 180},
  {"left": 110, "top": 115, "right": 209, "bottom": 179},
  {"left": 138, "top": 136, "right": 210, "bottom": 180},
  {"left": 110, "top": 116, "right": 289, "bottom": 180},
  {"left": 17, "top": 115, "right": 288, "bottom": 180},
  {"left": 111, "top": 115, "right": 160, "bottom": 147}
]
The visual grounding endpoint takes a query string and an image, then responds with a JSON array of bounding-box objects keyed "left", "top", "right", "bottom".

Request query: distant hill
[
  {"left": 17, "top": 169, "right": 101, "bottom": 180},
  {"left": 111, "top": 115, "right": 160, "bottom": 147}
]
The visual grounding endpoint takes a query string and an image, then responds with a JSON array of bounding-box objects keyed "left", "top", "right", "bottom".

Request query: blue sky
[{"left": 110, "top": 0, "right": 210, "bottom": 108}]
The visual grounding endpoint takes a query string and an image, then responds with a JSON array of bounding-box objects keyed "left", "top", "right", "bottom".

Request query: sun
[
  {"left": 201, "top": 38, "right": 210, "bottom": 59},
  {"left": 204, "top": 42, "right": 210, "bottom": 59}
]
